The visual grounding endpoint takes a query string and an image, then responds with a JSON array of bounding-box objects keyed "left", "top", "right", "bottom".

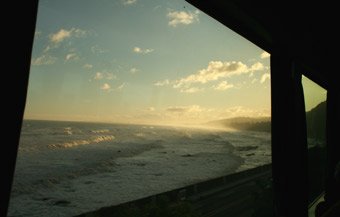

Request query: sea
[{"left": 7, "top": 120, "right": 271, "bottom": 217}]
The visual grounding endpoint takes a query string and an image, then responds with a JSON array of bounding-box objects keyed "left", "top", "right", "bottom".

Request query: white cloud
[
  {"left": 154, "top": 79, "right": 170, "bottom": 86},
  {"left": 34, "top": 31, "right": 42, "bottom": 38},
  {"left": 154, "top": 5, "right": 161, "bottom": 10},
  {"left": 122, "top": 0, "right": 137, "bottom": 5},
  {"left": 106, "top": 73, "right": 116, "bottom": 80},
  {"left": 130, "top": 68, "right": 139, "bottom": 74},
  {"left": 145, "top": 49, "right": 153, "bottom": 53},
  {"left": 100, "top": 83, "right": 111, "bottom": 91},
  {"left": 83, "top": 64, "right": 93, "bottom": 69},
  {"left": 43, "top": 45, "right": 52, "bottom": 53},
  {"left": 65, "top": 53, "right": 79, "bottom": 61},
  {"left": 166, "top": 105, "right": 203, "bottom": 113},
  {"left": 31, "top": 55, "right": 57, "bottom": 65},
  {"left": 260, "top": 51, "right": 270, "bottom": 59},
  {"left": 260, "top": 73, "right": 270, "bottom": 83},
  {"left": 213, "top": 81, "right": 234, "bottom": 91},
  {"left": 251, "top": 78, "right": 258, "bottom": 84},
  {"left": 117, "top": 83, "right": 126, "bottom": 90},
  {"left": 221, "top": 106, "right": 270, "bottom": 118},
  {"left": 94, "top": 72, "right": 104, "bottom": 80},
  {"left": 164, "top": 105, "right": 208, "bottom": 122},
  {"left": 148, "top": 107, "right": 155, "bottom": 112},
  {"left": 175, "top": 61, "right": 265, "bottom": 88},
  {"left": 91, "top": 45, "right": 108, "bottom": 54},
  {"left": 167, "top": 10, "right": 199, "bottom": 27},
  {"left": 180, "top": 87, "right": 203, "bottom": 93},
  {"left": 187, "top": 105, "right": 204, "bottom": 113},
  {"left": 155, "top": 60, "right": 266, "bottom": 93},
  {"left": 50, "top": 28, "right": 86, "bottom": 44},
  {"left": 166, "top": 106, "right": 187, "bottom": 113},
  {"left": 250, "top": 62, "right": 264, "bottom": 71},
  {"left": 133, "top": 47, "right": 154, "bottom": 54},
  {"left": 94, "top": 72, "right": 116, "bottom": 80},
  {"left": 133, "top": 47, "right": 141, "bottom": 53},
  {"left": 72, "top": 28, "right": 87, "bottom": 36},
  {"left": 173, "top": 61, "right": 249, "bottom": 89},
  {"left": 50, "top": 29, "right": 71, "bottom": 43}
]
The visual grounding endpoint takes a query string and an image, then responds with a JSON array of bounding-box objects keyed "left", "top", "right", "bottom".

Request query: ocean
[{"left": 8, "top": 120, "right": 271, "bottom": 217}]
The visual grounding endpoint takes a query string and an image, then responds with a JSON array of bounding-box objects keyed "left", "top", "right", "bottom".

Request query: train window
[
  {"left": 8, "top": 0, "right": 271, "bottom": 216},
  {"left": 302, "top": 75, "right": 327, "bottom": 216}
]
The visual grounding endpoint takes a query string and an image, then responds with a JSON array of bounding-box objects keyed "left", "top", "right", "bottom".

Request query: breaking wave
[{"left": 48, "top": 135, "right": 115, "bottom": 149}]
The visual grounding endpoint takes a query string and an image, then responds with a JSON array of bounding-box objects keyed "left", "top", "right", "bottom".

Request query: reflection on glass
[
  {"left": 9, "top": 0, "right": 271, "bottom": 216},
  {"left": 302, "top": 75, "right": 327, "bottom": 216}
]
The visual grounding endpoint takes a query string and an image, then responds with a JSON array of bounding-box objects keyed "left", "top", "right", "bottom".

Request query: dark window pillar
[
  {"left": 271, "top": 53, "right": 308, "bottom": 217},
  {"left": 325, "top": 90, "right": 340, "bottom": 205},
  {"left": 1, "top": 1, "right": 39, "bottom": 216}
]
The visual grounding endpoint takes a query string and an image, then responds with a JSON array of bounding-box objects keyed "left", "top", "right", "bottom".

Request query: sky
[
  {"left": 302, "top": 76, "right": 327, "bottom": 111},
  {"left": 24, "top": 0, "right": 273, "bottom": 125}
]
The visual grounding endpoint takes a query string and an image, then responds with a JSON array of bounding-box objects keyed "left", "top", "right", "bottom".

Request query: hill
[
  {"left": 205, "top": 101, "right": 326, "bottom": 135},
  {"left": 206, "top": 116, "right": 271, "bottom": 132},
  {"left": 306, "top": 101, "right": 326, "bottom": 140}
]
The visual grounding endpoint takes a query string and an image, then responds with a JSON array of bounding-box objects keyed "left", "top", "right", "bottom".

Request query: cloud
[
  {"left": 213, "top": 81, "right": 234, "bottom": 91},
  {"left": 260, "top": 51, "right": 270, "bottom": 59},
  {"left": 94, "top": 72, "right": 116, "bottom": 80},
  {"left": 155, "top": 81, "right": 204, "bottom": 93},
  {"left": 94, "top": 72, "right": 104, "bottom": 80},
  {"left": 260, "top": 73, "right": 270, "bottom": 83},
  {"left": 166, "top": 106, "right": 188, "bottom": 113},
  {"left": 122, "top": 0, "right": 137, "bottom": 5},
  {"left": 106, "top": 73, "right": 116, "bottom": 80},
  {"left": 221, "top": 106, "right": 270, "bottom": 118},
  {"left": 43, "top": 45, "right": 53, "bottom": 53},
  {"left": 158, "top": 105, "right": 219, "bottom": 124},
  {"left": 83, "top": 64, "right": 93, "bottom": 69},
  {"left": 173, "top": 61, "right": 249, "bottom": 89},
  {"left": 251, "top": 78, "right": 258, "bottom": 84},
  {"left": 153, "top": 5, "right": 161, "bottom": 10},
  {"left": 133, "top": 47, "right": 154, "bottom": 54},
  {"left": 180, "top": 87, "right": 203, "bottom": 93},
  {"left": 167, "top": 10, "right": 199, "bottom": 27},
  {"left": 117, "top": 83, "right": 126, "bottom": 90},
  {"left": 91, "top": 45, "right": 108, "bottom": 54},
  {"left": 166, "top": 105, "right": 204, "bottom": 114},
  {"left": 34, "top": 31, "right": 42, "bottom": 38},
  {"left": 154, "top": 60, "right": 266, "bottom": 93},
  {"left": 148, "top": 107, "right": 155, "bottom": 112},
  {"left": 130, "top": 68, "right": 139, "bottom": 74},
  {"left": 72, "top": 28, "right": 87, "bottom": 37},
  {"left": 100, "top": 83, "right": 111, "bottom": 91},
  {"left": 65, "top": 53, "right": 79, "bottom": 61},
  {"left": 250, "top": 62, "right": 264, "bottom": 71},
  {"left": 49, "top": 28, "right": 87, "bottom": 44},
  {"left": 154, "top": 79, "right": 170, "bottom": 86},
  {"left": 50, "top": 29, "right": 71, "bottom": 43},
  {"left": 31, "top": 55, "right": 57, "bottom": 65}
]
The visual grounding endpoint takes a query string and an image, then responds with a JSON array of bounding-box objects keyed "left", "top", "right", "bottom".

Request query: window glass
[
  {"left": 9, "top": 0, "right": 271, "bottom": 216},
  {"left": 302, "top": 75, "right": 327, "bottom": 216}
]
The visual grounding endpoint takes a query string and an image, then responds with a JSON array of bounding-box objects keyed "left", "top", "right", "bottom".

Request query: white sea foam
[
  {"left": 8, "top": 120, "right": 271, "bottom": 217},
  {"left": 48, "top": 135, "right": 115, "bottom": 149},
  {"left": 91, "top": 129, "right": 110, "bottom": 134},
  {"left": 63, "top": 127, "right": 73, "bottom": 135}
]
